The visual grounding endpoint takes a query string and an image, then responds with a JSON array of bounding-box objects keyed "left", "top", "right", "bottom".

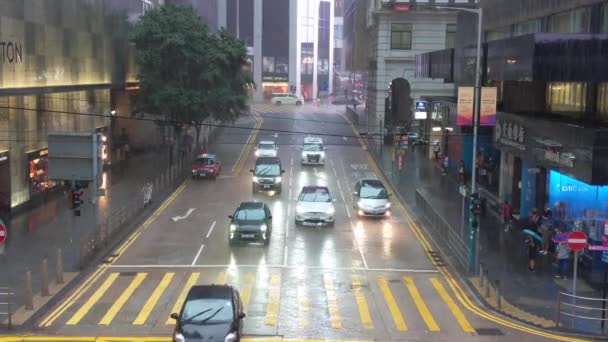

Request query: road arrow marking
[{"left": 172, "top": 208, "right": 196, "bottom": 222}]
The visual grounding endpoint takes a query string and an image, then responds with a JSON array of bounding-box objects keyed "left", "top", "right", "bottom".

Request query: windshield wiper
[
  {"left": 255, "top": 166, "right": 273, "bottom": 176},
  {"left": 183, "top": 308, "right": 213, "bottom": 323},
  {"left": 200, "top": 307, "right": 224, "bottom": 324}
]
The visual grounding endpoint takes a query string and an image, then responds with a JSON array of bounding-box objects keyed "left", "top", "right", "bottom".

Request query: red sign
[
  {"left": 392, "top": 4, "right": 411, "bottom": 12},
  {"left": 567, "top": 231, "right": 588, "bottom": 252},
  {"left": 0, "top": 221, "right": 6, "bottom": 245}
]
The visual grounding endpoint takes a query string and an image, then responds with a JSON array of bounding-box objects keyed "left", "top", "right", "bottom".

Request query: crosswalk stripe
[
  {"left": 378, "top": 277, "right": 408, "bottom": 331},
  {"left": 352, "top": 275, "right": 374, "bottom": 330},
  {"left": 99, "top": 273, "right": 147, "bottom": 325},
  {"left": 166, "top": 272, "right": 200, "bottom": 324},
  {"left": 297, "top": 283, "right": 310, "bottom": 327},
  {"left": 133, "top": 272, "right": 174, "bottom": 325},
  {"left": 216, "top": 271, "right": 227, "bottom": 285},
  {"left": 66, "top": 272, "right": 120, "bottom": 325},
  {"left": 264, "top": 273, "right": 281, "bottom": 326},
  {"left": 430, "top": 278, "right": 475, "bottom": 333},
  {"left": 323, "top": 273, "right": 342, "bottom": 329},
  {"left": 241, "top": 273, "right": 254, "bottom": 311},
  {"left": 403, "top": 276, "right": 439, "bottom": 332}
]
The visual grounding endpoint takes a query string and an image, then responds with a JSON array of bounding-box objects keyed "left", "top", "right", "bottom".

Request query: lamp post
[{"left": 434, "top": 5, "right": 483, "bottom": 274}]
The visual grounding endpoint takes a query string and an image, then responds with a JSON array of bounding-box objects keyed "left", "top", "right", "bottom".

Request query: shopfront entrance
[{"left": 26, "top": 148, "right": 58, "bottom": 200}]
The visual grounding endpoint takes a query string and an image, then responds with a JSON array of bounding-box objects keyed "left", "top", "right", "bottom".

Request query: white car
[
  {"left": 353, "top": 179, "right": 391, "bottom": 217},
  {"left": 295, "top": 186, "right": 335, "bottom": 227},
  {"left": 301, "top": 137, "right": 325, "bottom": 165},
  {"left": 255, "top": 141, "right": 278, "bottom": 157},
  {"left": 271, "top": 93, "right": 304, "bottom": 106}
]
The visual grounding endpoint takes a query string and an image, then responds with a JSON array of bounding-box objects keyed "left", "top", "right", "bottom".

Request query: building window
[
  {"left": 445, "top": 24, "right": 456, "bottom": 49},
  {"left": 546, "top": 82, "right": 587, "bottom": 116},
  {"left": 334, "top": 24, "right": 343, "bottom": 40},
  {"left": 602, "top": 3, "right": 608, "bottom": 32},
  {"left": 485, "top": 27, "right": 511, "bottom": 41},
  {"left": 597, "top": 83, "right": 608, "bottom": 121},
  {"left": 514, "top": 19, "right": 542, "bottom": 36},
  {"left": 391, "top": 23, "right": 412, "bottom": 50},
  {"left": 548, "top": 7, "right": 591, "bottom": 33},
  {"left": 142, "top": 0, "right": 152, "bottom": 14}
]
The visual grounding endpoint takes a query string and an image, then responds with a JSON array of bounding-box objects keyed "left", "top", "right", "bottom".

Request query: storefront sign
[
  {"left": 0, "top": 41, "right": 23, "bottom": 64},
  {"left": 456, "top": 87, "right": 474, "bottom": 126},
  {"left": 392, "top": 4, "right": 411, "bottom": 12},
  {"left": 457, "top": 87, "right": 497, "bottom": 126},
  {"left": 480, "top": 87, "right": 497, "bottom": 126},
  {"left": 495, "top": 120, "right": 525, "bottom": 151}
]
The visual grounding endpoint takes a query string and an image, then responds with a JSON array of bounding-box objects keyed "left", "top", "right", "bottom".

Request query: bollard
[
  {"left": 479, "top": 263, "right": 485, "bottom": 288},
  {"left": 56, "top": 249, "right": 64, "bottom": 284},
  {"left": 484, "top": 270, "right": 490, "bottom": 298},
  {"left": 495, "top": 280, "right": 501, "bottom": 310},
  {"left": 41, "top": 259, "right": 50, "bottom": 296},
  {"left": 25, "top": 271, "right": 33, "bottom": 310},
  {"left": 555, "top": 292, "right": 561, "bottom": 327}
]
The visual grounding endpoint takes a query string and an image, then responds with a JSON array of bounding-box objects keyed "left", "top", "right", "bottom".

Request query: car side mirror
[
  {"left": 353, "top": 191, "right": 358, "bottom": 196},
  {"left": 238, "top": 312, "right": 246, "bottom": 319},
  {"left": 170, "top": 313, "right": 179, "bottom": 320},
  {"left": 296, "top": 147, "right": 302, "bottom": 151},
  {"left": 228, "top": 215, "right": 233, "bottom": 219},
  {"left": 333, "top": 198, "right": 337, "bottom": 202},
  {"left": 281, "top": 170, "right": 285, "bottom": 174},
  {"left": 268, "top": 215, "right": 273, "bottom": 220},
  {"left": 249, "top": 169, "right": 254, "bottom": 173},
  {"left": 389, "top": 193, "right": 393, "bottom": 197}
]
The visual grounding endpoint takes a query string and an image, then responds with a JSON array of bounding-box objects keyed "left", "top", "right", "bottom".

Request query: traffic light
[
  {"left": 470, "top": 193, "right": 481, "bottom": 217},
  {"left": 72, "top": 187, "right": 84, "bottom": 216}
]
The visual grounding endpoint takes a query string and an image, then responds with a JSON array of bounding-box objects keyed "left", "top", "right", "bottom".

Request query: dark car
[
  {"left": 228, "top": 202, "right": 273, "bottom": 246},
  {"left": 250, "top": 157, "right": 284, "bottom": 194},
  {"left": 170, "top": 285, "right": 245, "bottom": 342},
  {"left": 192, "top": 154, "right": 222, "bottom": 179}
]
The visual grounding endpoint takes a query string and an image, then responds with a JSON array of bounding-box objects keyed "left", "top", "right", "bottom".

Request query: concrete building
[{"left": 166, "top": 0, "right": 218, "bottom": 29}]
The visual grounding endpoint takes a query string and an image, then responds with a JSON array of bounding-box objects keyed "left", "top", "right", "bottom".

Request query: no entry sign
[
  {"left": 567, "top": 231, "right": 588, "bottom": 252},
  {"left": 0, "top": 221, "right": 6, "bottom": 245}
]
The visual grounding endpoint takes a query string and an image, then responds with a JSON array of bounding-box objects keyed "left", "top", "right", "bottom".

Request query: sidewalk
[{"left": 347, "top": 106, "right": 606, "bottom": 335}]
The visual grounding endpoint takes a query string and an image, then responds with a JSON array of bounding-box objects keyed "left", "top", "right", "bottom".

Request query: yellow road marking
[
  {"left": 430, "top": 277, "right": 474, "bottom": 332},
  {"left": 133, "top": 272, "right": 174, "bottom": 325},
  {"left": 297, "top": 283, "right": 310, "bottom": 327},
  {"left": 99, "top": 273, "right": 147, "bottom": 325},
  {"left": 352, "top": 275, "right": 374, "bottom": 330},
  {"left": 403, "top": 276, "right": 439, "bottom": 332},
  {"left": 232, "top": 112, "right": 263, "bottom": 175},
  {"left": 323, "top": 273, "right": 342, "bottom": 329},
  {"left": 377, "top": 277, "right": 407, "bottom": 331},
  {"left": 166, "top": 272, "right": 200, "bottom": 324},
  {"left": 241, "top": 272, "right": 254, "bottom": 311},
  {"left": 264, "top": 273, "right": 281, "bottom": 326},
  {"left": 66, "top": 273, "right": 120, "bottom": 325},
  {"left": 0, "top": 338, "right": 378, "bottom": 342},
  {"left": 216, "top": 271, "right": 227, "bottom": 284}
]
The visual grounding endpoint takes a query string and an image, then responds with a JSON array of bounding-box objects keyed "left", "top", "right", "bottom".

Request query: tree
[{"left": 130, "top": 5, "right": 253, "bottom": 154}]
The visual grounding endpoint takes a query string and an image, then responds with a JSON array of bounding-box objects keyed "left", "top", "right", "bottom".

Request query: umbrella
[
  {"left": 523, "top": 229, "right": 543, "bottom": 243},
  {"left": 552, "top": 232, "right": 569, "bottom": 244}
]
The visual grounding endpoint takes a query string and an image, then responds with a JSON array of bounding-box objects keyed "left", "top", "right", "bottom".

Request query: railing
[
  {"left": 0, "top": 287, "right": 14, "bottom": 329},
  {"left": 556, "top": 291, "right": 608, "bottom": 332}
]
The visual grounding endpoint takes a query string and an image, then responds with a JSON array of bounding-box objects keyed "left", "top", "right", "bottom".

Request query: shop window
[
  {"left": 27, "top": 149, "right": 57, "bottom": 195},
  {"left": 390, "top": 23, "right": 412, "bottom": 50},
  {"left": 514, "top": 19, "right": 542, "bottom": 36},
  {"left": 597, "top": 83, "right": 608, "bottom": 121},
  {"left": 547, "top": 7, "right": 591, "bottom": 33},
  {"left": 546, "top": 82, "right": 587, "bottom": 117},
  {"left": 445, "top": 24, "right": 456, "bottom": 49}
]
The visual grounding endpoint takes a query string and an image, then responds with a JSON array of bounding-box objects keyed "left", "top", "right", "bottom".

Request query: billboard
[{"left": 457, "top": 87, "right": 497, "bottom": 126}]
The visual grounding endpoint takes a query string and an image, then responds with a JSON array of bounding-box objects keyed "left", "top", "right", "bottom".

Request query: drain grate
[
  {"left": 119, "top": 272, "right": 137, "bottom": 277},
  {"left": 475, "top": 328, "right": 504, "bottom": 336}
]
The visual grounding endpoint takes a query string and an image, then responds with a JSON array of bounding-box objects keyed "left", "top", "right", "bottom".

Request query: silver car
[
  {"left": 255, "top": 141, "right": 278, "bottom": 157},
  {"left": 295, "top": 186, "right": 336, "bottom": 226},
  {"left": 353, "top": 179, "right": 391, "bottom": 217}
]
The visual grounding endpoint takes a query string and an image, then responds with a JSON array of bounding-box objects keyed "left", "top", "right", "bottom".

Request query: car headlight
[
  {"left": 255, "top": 150, "right": 260, "bottom": 157},
  {"left": 192, "top": 169, "right": 196, "bottom": 173},
  {"left": 326, "top": 207, "right": 335, "bottom": 215},
  {"left": 174, "top": 332, "right": 185, "bottom": 342},
  {"left": 301, "top": 152, "right": 307, "bottom": 158},
  {"left": 296, "top": 206, "right": 305, "bottom": 214},
  {"left": 230, "top": 224, "right": 237, "bottom": 232},
  {"left": 357, "top": 200, "right": 364, "bottom": 208},
  {"left": 225, "top": 332, "right": 237, "bottom": 342},
  {"left": 275, "top": 176, "right": 282, "bottom": 183},
  {"left": 385, "top": 202, "right": 391, "bottom": 208},
  {"left": 253, "top": 176, "right": 259, "bottom": 183},
  {"left": 320, "top": 151, "right": 326, "bottom": 157},
  {"left": 260, "top": 224, "right": 268, "bottom": 232}
]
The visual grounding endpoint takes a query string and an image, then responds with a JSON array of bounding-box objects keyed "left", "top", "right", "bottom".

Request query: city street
[{"left": 1, "top": 104, "right": 578, "bottom": 342}]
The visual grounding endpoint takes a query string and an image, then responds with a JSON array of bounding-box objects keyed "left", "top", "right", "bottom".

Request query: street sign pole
[{"left": 573, "top": 251, "right": 578, "bottom": 297}]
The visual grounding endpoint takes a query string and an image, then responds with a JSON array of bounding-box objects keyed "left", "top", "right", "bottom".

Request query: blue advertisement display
[{"left": 520, "top": 160, "right": 537, "bottom": 218}]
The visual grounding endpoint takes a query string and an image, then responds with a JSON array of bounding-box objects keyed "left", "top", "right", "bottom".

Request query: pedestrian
[
  {"left": 555, "top": 240, "right": 570, "bottom": 279},
  {"left": 433, "top": 143, "right": 441, "bottom": 160},
  {"left": 502, "top": 200, "right": 513, "bottom": 232},
  {"left": 487, "top": 157, "right": 496, "bottom": 186},
  {"left": 543, "top": 204, "right": 553, "bottom": 225},
  {"left": 530, "top": 208, "right": 541, "bottom": 230},
  {"left": 458, "top": 160, "right": 465, "bottom": 185},
  {"left": 527, "top": 236, "right": 538, "bottom": 272},
  {"left": 539, "top": 223, "right": 552, "bottom": 255},
  {"left": 442, "top": 156, "right": 449, "bottom": 175}
]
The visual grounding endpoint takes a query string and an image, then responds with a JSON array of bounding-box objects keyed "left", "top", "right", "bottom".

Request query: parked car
[
  {"left": 228, "top": 201, "right": 273, "bottom": 246},
  {"left": 271, "top": 93, "right": 303, "bottom": 106},
  {"left": 191, "top": 154, "right": 221, "bottom": 179}
]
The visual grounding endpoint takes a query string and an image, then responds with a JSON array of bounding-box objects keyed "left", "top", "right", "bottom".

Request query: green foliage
[{"left": 130, "top": 4, "right": 253, "bottom": 129}]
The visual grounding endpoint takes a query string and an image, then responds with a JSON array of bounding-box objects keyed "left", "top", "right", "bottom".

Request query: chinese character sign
[
  {"left": 457, "top": 87, "right": 497, "bottom": 126},
  {"left": 457, "top": 87, "right": 474, "bottom": 126}
]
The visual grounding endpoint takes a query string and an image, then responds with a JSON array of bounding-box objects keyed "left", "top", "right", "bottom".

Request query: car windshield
[
  {"left": 299, "top": 188, "right": 331, "bottom": 202},
  {"left": 181, "top": 298, "right": 233, "bottom": 324},
  {"left": 254, "top": 163, "right": 281, "bottom": 176},
  {"left": 258, "top": 143, "right": 275, "bottom": 150},
  {"left": 303, "top": 143, "right": 323, "bottom": 152},
  {"left": 235, "top": 208, "right": 266, "bottom": 221},
  {"left": 360, "top": 184, "right": 388, "bottom": 199},
  {"left": 194, "top": 158, "right": 214, "bottom": 165}
]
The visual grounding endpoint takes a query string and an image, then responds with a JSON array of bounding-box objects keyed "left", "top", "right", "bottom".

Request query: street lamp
[{"left": 434, "top": 5, "right": 483, "bottom": 274}]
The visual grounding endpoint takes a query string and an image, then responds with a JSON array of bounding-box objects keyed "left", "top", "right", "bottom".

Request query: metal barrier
[
  {"left": 0, "top": 287, "right": 14, "bottom": 329},
  {"left": 415, "top": 190, "right": 469, "bottom": 270},
  {"left": 556, "top": 291, "right": 608, "bottom": 332}
]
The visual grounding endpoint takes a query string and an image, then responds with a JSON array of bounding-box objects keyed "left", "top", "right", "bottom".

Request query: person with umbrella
[{"left": 523, "top": 229, "right": 543, "bottom": 272}]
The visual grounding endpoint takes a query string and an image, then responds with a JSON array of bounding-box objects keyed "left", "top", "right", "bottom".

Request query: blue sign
[
  {"left": 415, "top": 101, "right": 427, "bottom": 111},
  {"left": 320, "top": 81, "right": 328, "bottom": 92}
]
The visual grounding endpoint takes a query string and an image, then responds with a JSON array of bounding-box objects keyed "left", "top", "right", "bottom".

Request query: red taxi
[{"left": 191, "top": 154, "right": 221, "bottom": 179}]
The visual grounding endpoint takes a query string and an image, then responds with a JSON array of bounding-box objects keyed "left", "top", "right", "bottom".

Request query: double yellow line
[
  {"left": 39, "top": 183, "right": 186, "bottom": 328},
  {"left": 342, "top": 116, "right": 591, "bottom": 341},
  {"left": 232, "top": 112, "right": 263, "bottom": 176}
]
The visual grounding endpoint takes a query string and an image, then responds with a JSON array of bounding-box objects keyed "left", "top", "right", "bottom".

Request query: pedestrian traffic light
[
  {"left": 470, "top": 193, "right": 481, "bottom": 217},
  {"left": 72, "top": 188, "right": 84, "bottom": 217}
]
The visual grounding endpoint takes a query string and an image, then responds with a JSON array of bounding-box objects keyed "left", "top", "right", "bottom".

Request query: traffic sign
[
  {"left": 415, "top": 101, "right": 427, "bottom": 111},
  {"left": 567, "top": 231, "right": 588, "bottom": 251},
  {"left": 0, "top": 220, "right": 7, "bottom": 245}
]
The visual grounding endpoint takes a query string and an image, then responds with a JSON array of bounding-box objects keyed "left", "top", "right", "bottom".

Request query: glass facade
[
  {"left": 514, "top": 19, "right": 542, "bottom": 36},
  {"left": 445, "top": 24, "right": 456, "bottom": 49},
  {"left": 547, "top": 7, "right": 591, "bottom": 33},
  {"left": 598, "top": 83, "right": 608, "bottom": 122},
  {"left": 546, "top": 82, "right": 587, "bottom": 117}
]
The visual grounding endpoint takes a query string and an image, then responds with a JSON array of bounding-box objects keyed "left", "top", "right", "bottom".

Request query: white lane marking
[
  {"left": 172, "top": 208, "right": 196, "bottom": 222},
  {"left": 331, "top": 166, "right": 338, "bottom": 177},
  {"left": 274, "top": 133, "right": 279, "bottom": 138},
  {"left": 206, "top": 221, "right": 217, "bottom": 239},
  {"left": 191, "top": 243, "right": 205, "bottom": 266},
  {"left": 336, "top": 179, "right": 346, "bottom": 202},
  {"left": 351, "top": 222, "right": 369, "bottom": 270},
  {"left": 289, "top": 188, "right": 293, "bottom": 201},
  {"left": 343, "top": 136, "right": 348, "bottom": 141},
  {"left": 108, "top": 264, "right": 439, "bottom": 272},
  {"left": 345, "top": 205, "right": 351, "bottom": 218},
  {"left": 283, "top": 245, "right": 289, "bottom": 267},
  {"left": 287, "top": 203, "right": 291, "bottom": 219}
]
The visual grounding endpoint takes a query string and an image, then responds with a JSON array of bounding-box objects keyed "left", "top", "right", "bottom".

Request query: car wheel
[
  {"left": 296, "top": 101, "right": 302, "bottom": 106},
  {"left": 275, "top": 101, "right": 282, "bottom": 105}
]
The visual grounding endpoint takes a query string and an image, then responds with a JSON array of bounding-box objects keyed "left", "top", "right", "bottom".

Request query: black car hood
[{"left": 180, "top": 322, "right": 232, "bottom": 342}]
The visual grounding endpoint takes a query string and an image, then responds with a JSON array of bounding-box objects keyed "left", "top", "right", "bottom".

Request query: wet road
[{"left": 16, "top": 104, "right": 571, "bottom": 342}]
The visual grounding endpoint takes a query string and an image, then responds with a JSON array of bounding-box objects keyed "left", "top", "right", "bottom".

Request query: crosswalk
[{"left": 44, "top": 268, "right": 477, "bottom": 335}]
